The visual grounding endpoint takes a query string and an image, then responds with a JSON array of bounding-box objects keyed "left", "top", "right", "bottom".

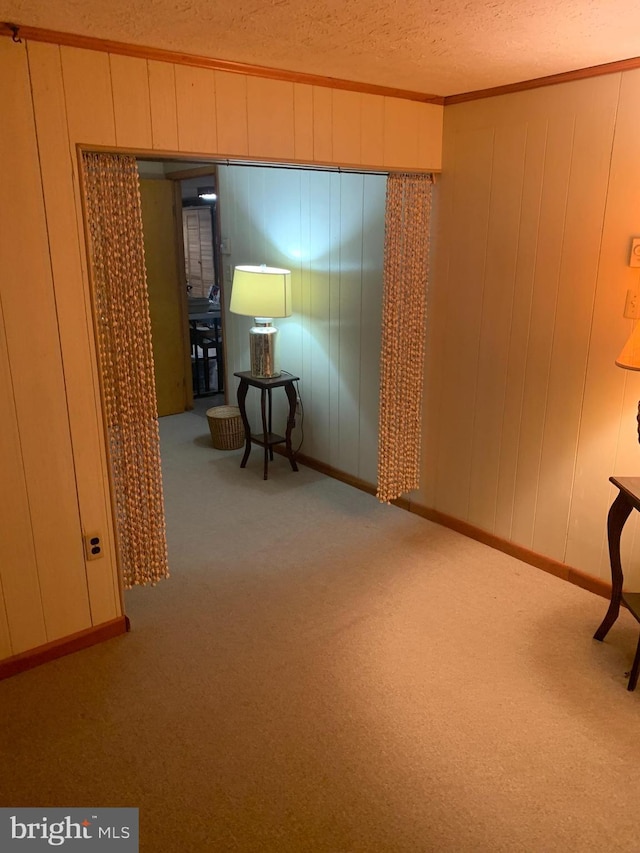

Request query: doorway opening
[
  {"left": 82, "top": 152, "right": 387, "bottom": 594},
  {"left": 137, "top": 160, "right": 227, "bottom": 418}
]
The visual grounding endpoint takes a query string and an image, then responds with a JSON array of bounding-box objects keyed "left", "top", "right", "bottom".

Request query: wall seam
[
  {"left": 562, "top": 74, "right": 623, "bottom": 566},
  {"left": 509, "top": 119, "right": 549, "bottom": 542},
  {"left": 465, "top": 127, "right": 496, "bottom": 522},
  {"left": 25, "top": 40, "right": 78, "bottom": 634},
  {"left": 530, "top": 116, "right": 576, "bottom": 552}
]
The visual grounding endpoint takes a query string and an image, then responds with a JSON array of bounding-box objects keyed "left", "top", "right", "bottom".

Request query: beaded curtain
[
  {"left": 377, "top": 172, "right": 433, "bottom": 504},
  {"left": 81, "top": 152, "right": 169, "bottom": 588}
]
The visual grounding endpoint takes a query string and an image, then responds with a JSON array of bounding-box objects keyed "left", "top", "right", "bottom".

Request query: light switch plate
[{"left": 630, "top": 237, "right": 640, "bottom": 268}]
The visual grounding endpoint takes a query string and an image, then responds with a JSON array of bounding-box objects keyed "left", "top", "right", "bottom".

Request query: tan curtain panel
[
  {"left": 81, "top": 152, "right": 169, "bottom": 588},
  {"left": 377, "top": 172, "right": 433, "bottom": 504}
]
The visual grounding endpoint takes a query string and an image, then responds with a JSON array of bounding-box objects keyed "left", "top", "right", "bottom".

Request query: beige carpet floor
[{"left": 2, "top": 409, "right": 640, "bottom": 852}]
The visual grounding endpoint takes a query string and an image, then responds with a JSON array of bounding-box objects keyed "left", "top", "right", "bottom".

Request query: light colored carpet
[{"left": 2, "top": 410, "right": 640, "bottom": 852}]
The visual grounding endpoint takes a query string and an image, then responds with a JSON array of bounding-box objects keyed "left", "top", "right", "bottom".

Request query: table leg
[
  {"left": 628, "top": 636, "right": 640, "bottom": 691},
  {"left": 202, "top": 336, "right": 211, "bottom": 394},
  {"left": 237, "top": 379, "right": 251, "bottom": 469},
  {"left": 213, "top": 318, "right": 223, "bottom": 393},
  {"left": 267, "top": 388, "right": 274, "bottom": 461},
  {"left": 260, "top": 388, "right": 269, "bottom": 480},
  {"left": 284, "top": 381, "right": 299, "bottom": 473},
  {"left": 594, "top": 491, "right": 633, "bottom": 641}
]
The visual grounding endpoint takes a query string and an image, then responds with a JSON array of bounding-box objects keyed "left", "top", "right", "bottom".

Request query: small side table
[
  {"left": 594, "top": 476, "right": 640, "bottom": 690},
  {"left": 234, "top": 371, "right": 300, "bottom": 480}
]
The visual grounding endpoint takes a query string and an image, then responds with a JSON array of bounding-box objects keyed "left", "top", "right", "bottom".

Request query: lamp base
[{"left": 249, "top": 319, "right": 280, "bottom": 378}]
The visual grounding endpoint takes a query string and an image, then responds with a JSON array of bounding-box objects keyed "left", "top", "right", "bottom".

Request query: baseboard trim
[
  {"left": 407, "top": 503, "right": 611, "bottom": 599},
  {"left": 291, "top": 450, "right": 378, "bottom": 496},
  {"left": 290, "top": 451, "right": 611, "bottom": 600},
  {"left": 0, "top": 616, "right": 129, "bottom": 681},
  {"left": 277, "top": 448, "right": 412, "bottom": 509}
]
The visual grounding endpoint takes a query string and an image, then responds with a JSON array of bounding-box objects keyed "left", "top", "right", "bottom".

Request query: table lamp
[
  {"left": 230, "top": 264, "right": 292, "bottom": 378},
  {"left": 616, "top": 321, "right": 640, "bottom": 441}
]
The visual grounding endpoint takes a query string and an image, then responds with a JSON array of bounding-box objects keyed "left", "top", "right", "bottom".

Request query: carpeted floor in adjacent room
[{"left": 2, "top": 406, "right": 640, "bottom": 852}]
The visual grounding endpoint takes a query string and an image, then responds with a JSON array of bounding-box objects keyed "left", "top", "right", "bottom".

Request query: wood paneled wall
[
  {"left": 419, "top": 70, "right": 640, "bottom": 586},
  {"left": 0, "top": 35, "right": 441, "bottom": 664},
  {"left": 218, "top": 166, "right": 386, "bottom": 483}
]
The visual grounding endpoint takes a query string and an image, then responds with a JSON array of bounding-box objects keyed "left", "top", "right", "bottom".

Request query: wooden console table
[
  {"left": 594, "top": 476, "right": 640, "bottom": 691},
  {"left": 234, "top": 371, "right": 299, "bottom": 481}
]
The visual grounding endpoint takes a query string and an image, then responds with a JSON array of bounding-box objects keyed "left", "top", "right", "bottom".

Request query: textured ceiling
[{"left": 2, "top": 0, "right": 640, "bottom": 96}]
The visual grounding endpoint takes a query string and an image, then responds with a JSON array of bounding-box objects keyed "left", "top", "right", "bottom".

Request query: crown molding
[
  {"left": 0, "top": 22, "right": 444, "bottom": 105},
  {"left": 445, "top": 55, "right": 640, "bottom": 104},
  {"left": 4, "top": 22, "right": 638, "bottom": 110}
]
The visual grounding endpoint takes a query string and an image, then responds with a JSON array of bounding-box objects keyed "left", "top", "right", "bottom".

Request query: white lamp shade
[
  {"left": 617, "top": 321, "right": 640, "bottom": 370},
  {"left": 230, "top": 265, "right": 292, "bottom": 318}
]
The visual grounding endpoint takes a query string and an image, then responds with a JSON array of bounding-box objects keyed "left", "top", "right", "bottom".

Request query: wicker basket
[{"left": 206, "top": 405, "right": 244, "bottom": 450}]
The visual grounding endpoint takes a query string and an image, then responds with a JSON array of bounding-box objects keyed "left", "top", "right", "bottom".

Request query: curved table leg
[
  {"left": 594, "top": 491, "right": 633, "bottom": 641},
  {"left": 284, "top": 381, "right": 299, "bottom": 472},
  {"left": 628, "top": 635, "right": 640, "bottom": 691},
  {"left": 237, "top": 379, "right": 252, "bottom": 469}
]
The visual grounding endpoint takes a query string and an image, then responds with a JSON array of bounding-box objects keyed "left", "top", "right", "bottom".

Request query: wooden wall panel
[
  {"left": 509, "top": 116, "right": 575, "bottom": 549},
  {"left": 361, "top": 95, "right": 385, "bottom": 168},
  {"left": 60, "top": 46, "right": 116, "bottom": 145},
  {"left": 567, "top": 72, "right": 640, "bottom": 581},
  {"left": 307, "top": 172, "right": 333, "bottom": 463},
  {"left": 328, "top": 172, "right": 342, "bottom": 467},
  {"left": 297, "top": 171, "right": 312, "bottom": 449},
  {"left": 532, "top": 79, "right": 618, "bottom": 560},
  {"left": 218, "top": 165, "right": 385, "bottom": 481},
  {"left": 0, "top": 294, "right": 46, "bottom": 654},
  {"left": 332, "top": 90, "right": 362, "bottom": 165},
  {"left": 293, "top": 84, "right": 314, "bottom": 162},
  {"left": 215, "top": 71, "right": 248, "bottom": 156},
  {"left": 426, "top": 74, "right": 640, "bottom": 585},
  {"left": 0, "top": 39, "right": 91, "bottom": 643},
  {"left": 493, "top": 119, "right": 548, "bottom": 540},
  {"left": 417, "top": 103, "right": 444, "bottom": 170},
  {"left": 28, "top": 40, "right": 120, "bottom": 626},
  {"left": 175, "top": 65, "right": 217, "bottom": 153},
  {"left": 358, "top": 176, "right": 386, "bottom": 482},
  {"left": 384, "top": 98, "right": 420, "bottom": 168},
  {"left": 247, "top": 77, "right": 295, "bottom": 160},
  {"left": 336, "top": 174, "right": 364, "bottom": 472},
  {"left": 418, "top": 171, "right": 451, "bottom": 511},
  {"left": 148, "top": 60, "right": 179, "bottom": 150},
  {"left": 384, "top": 99, "right": 442, "bottom": 170},
  {"left": 467, "top": 123, "right": 527, "bottom": 532},
  {"left": 434, "top": 126, "right": 494, "bottom": 519},
  {"left": 110, "top": 54, "right": 152, "bottom": 149},
  {"left": 313, "top": 86, "right": 333, "bottom": 162}
]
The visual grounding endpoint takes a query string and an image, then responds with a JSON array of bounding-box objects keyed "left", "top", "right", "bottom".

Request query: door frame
[{"left": 164, "top": 164, "right": 228, "bottom": 408}]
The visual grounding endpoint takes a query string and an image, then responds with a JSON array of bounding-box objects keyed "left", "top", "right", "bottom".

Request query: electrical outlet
[
  {"left": 625, "top": 289, "right": 640, "bottom": 319},
  {"left": 83, "top": 533, "right": 103, "bottom": 561}
]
